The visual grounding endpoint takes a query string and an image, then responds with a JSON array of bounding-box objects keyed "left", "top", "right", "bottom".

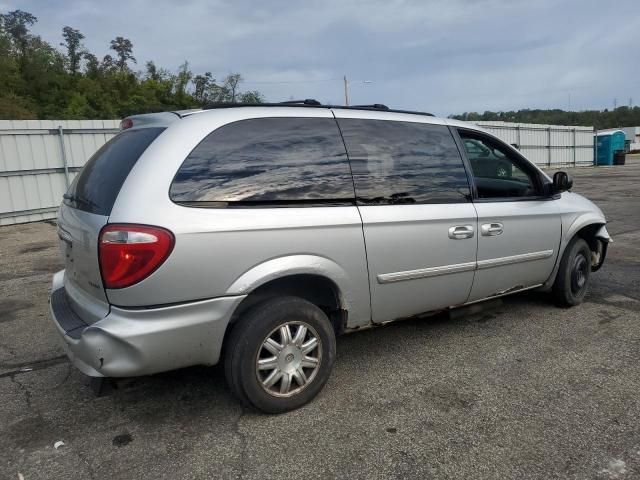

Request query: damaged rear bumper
[{"left": 49, "top": 270, "right": 245, "bottom": 377}]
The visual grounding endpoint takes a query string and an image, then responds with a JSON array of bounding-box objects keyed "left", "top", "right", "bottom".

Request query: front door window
[{"left": 461, "top": 134, "right": 540, "bottom": 199}]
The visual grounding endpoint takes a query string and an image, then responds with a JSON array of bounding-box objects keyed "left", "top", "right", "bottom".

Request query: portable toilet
[{"left": 594, "top": 130, "right": 626, "bottom": 165}]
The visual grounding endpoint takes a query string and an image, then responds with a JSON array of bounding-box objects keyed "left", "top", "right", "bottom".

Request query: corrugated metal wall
[
  {"left": 0, "top": 120, "right": 119, "bottom": 225},
  {"left": 473, "top": 121, "right": 594, "bottom": 168}
]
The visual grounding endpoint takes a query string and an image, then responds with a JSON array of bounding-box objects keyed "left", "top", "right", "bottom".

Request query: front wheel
[
  {"left": 553, "top": 237, "right": 592, "bottom": 307},
  {"left": 224, "top": 296, "right": 336, "bottom": 413}
]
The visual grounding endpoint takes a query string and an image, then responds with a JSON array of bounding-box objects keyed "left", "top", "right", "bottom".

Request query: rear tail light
[{"left": 99, "top": 224, "right": 174, "bottom": 289}]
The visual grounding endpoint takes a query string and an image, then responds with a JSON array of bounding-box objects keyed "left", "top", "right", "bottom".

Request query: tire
[
  {"left": 224, "top": 296, "right": 336, "bottom": 413},
  {"left": 553, "top": 237, "right": 592, "bottom": 307}
]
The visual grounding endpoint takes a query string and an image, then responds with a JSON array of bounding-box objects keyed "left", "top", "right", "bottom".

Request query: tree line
[
  {"left": 0, "top": 9, "right": 263, "bottom": 120},
  {"left": 452, "top": 107, "right": 640, "bottom": 130}
]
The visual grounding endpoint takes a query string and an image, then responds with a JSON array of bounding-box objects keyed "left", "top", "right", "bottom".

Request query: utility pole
[{"left": 343, "top": 75, "right": 349, "bottom": 106}]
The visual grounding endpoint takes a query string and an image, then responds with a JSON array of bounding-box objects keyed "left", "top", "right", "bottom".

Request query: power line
[{"left": 242, "top": 77, "right": 342, "bottom": 85}]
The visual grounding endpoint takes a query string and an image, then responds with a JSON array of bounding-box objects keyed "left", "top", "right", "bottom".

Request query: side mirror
[{"left": 552, "top": 171, "right": 573, "bottom": 193}]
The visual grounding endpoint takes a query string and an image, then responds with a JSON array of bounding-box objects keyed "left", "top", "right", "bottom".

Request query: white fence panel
[
  {"left": 474, "top": 121, "right": 594, "bottom": 168},
  {"left": 0, "top": 119, "right": 119, "bottom": 226}
]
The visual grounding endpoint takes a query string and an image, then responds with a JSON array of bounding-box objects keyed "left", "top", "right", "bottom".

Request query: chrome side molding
[
  {"left": 377, "top": 261, "right": 477, "bottom": 284},
  {"left": 476, "top": 250, "right": 553, "bottom": 270},
  {"left": 377, "top": 250, "right": 554, "bottom": 284}
]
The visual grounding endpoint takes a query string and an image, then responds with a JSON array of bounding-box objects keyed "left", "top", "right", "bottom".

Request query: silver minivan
[{"left": 50, "top": 101, "right": 611, "bottom": 413}]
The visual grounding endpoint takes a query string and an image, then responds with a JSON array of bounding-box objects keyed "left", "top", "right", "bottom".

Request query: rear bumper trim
[
  {"left": 49, "top": 278, "right": 246, "bottom": 377},
  {"left": 50, "top": 288, "right": 87, "bottom": 339}
]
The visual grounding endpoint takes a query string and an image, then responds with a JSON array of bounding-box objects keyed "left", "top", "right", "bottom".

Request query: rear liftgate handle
[{"left": 448, "top": 225, "right": 475, "bottom": 240}]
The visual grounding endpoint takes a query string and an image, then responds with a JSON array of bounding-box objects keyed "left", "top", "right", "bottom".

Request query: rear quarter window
[
  {"left": 65, "top": 127, "right": 165, "bottom": 215},
  {"left": 169, "top": 117, "right": 355, "bottom": 206}
]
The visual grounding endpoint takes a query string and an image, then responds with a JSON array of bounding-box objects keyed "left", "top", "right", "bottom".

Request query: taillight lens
[{"left": 99, "top": 224, "right": 174, "bottom": 289}]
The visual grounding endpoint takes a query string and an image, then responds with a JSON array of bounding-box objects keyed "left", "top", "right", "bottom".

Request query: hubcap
[
  {"left": 256, "top": 321, "right": 322, "bottom": 398},
  {"left": 571, "top": 254, "right": 588, "bottom": 294}
]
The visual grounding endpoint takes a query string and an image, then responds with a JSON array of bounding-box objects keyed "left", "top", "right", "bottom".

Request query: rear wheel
[
  {"left": 553, "top": 237, "right": 592, "bottom": 307},
  {"left": 224, "top": 296, "right": 336, "bottom": 413}
]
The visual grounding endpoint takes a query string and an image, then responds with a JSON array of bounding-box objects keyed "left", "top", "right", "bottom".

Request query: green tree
[
  {"left": 83, "top": 52, "right": 99, "bottom": 78},
  {"left": 450, "top": 107, "right": 640, "bottom": 129},
  {"left": 99, "top": 54, "right": 116, "bottom": 74},
  {"left": 0, "top": 8, "right": 263, "bottom": 119},
  {"left": 62, "top": 92, "right": 93, "bottom": 118},
  {"left": 224, "top": 73, "right": 242, "bottom": 102},
  {"left": 0, "top": 93, "right": 37, "bottom": 119},
  {"left": 109, "top": 36, "right": 135, "bottom": 71},
  {"left": 0, "top": 9, "right": 37, "bottom": 62},
  {"left": 60, "top": 26, "right": 85, "bottom": 75},
  {"left": 0, "top": 18, "right": 21, "bottom": 93},
  {"left": 239, "top": 90, "right": 264, "bottom": 104},
  {"left": 193, "top": 72, "right": 213, "bottom": 105},
  {"left": 174, "top": 61, "right": 192, "bottom": 103},
  {"left": 145, "top": 60, "right": 160, "bottom": 81}
]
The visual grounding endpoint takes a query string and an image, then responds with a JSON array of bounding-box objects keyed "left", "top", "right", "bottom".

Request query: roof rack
[
  {"left": 351, "top": 104, "right": 389, "bottom": 110},
  {"left": 201, "top": 100, "right": 433, "bottom": 117},
  {"left": 278, "top": 99, "right": 322, "bottom": 106}
]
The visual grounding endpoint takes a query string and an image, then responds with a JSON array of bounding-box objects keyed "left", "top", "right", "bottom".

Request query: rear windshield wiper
[{"left": 63, "top": 193, "right": 99, "bottom": 209}]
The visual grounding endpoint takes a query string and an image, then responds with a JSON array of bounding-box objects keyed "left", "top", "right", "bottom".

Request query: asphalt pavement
[{"left": 1, "top": 160, "right": 639, "bottom": 480}]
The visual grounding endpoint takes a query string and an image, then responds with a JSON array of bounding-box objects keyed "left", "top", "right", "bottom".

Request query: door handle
[
  {"left": 448, "top": 225, "right": 474, "bottom": 239},
  {"left": 481, "top": 222, "right": 503, "bottom": 236}
]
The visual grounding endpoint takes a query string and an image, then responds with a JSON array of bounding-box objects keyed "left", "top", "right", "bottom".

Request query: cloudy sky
[{"left": 6, "top": 0, "right": 639, "bottom": 116}]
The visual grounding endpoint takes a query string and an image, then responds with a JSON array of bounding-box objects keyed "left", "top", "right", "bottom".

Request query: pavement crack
[
  {"left": 11, "top": 374, "right": 39, "bottom": 417},
  {"left": 234, "top": 407, "right": 249, "bottom": 480},
  {"left": 0, "top": 355, "right": 68, "bottom": 379},
  {"left": 75, "top": 449, "right": 97, "bottom": 480},
  {"left": 58, "top": 363, "right": 73, "bottom": 386}
]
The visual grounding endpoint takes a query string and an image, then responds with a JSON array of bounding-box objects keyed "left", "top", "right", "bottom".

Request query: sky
[{"left": 5, "top": 0, "right": 640, "bottom": 116}]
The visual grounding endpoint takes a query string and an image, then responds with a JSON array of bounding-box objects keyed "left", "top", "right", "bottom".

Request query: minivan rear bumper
[{"left": 49, "top": 270, "right": 245, "bottom": 377}]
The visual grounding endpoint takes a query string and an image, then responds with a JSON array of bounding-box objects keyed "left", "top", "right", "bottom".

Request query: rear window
[
  {"left": 169, "top": 117, "right": 355, "bottom": 206},
  {"left": 65, "top": 127, "right": 165, "bottom": 215}
]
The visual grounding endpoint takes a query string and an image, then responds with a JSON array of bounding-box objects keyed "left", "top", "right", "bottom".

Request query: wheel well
[
  {"left": 228, "top": 274, "right": 347, "bottom": 333},
  {"left": 575, "top": 223, "right": 605, "bottom": 252}
]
